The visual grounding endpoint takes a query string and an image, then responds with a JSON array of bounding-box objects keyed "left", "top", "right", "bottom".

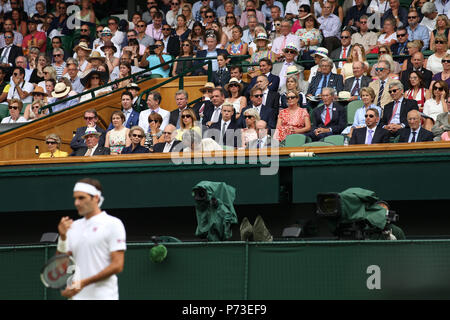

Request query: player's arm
[
  {"left": 56, "top": 216, "right": 73, "bottom": 255},
  {"left": 61, "top": 250, "right": 124, "bottom": 298}
]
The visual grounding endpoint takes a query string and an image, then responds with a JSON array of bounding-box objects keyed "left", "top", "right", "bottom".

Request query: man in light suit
[
  {"left": 307, "top": 87, "right": 347, "bottom": 141},
  {"left": 343, "top": 61, "right": 372, "bottom": 100},
  {"left": 138, "top": 91, "right": 170, "bottom": 132},
  {"left": 350, "top": 108, "right": 390, "bottom": 144},
  {"left": 153, "top": 124, "right": 182, "bottom": 152},
  {"left": 107, "top": 91, "right": 139, "bottom": 131},
  {"left": 380, "top": 80, "right": 419, "bottom": 136},
  {"left": 70, "top": 109, "right": 106, "bottom": 153},
  {"left": 271, "top": 43, "right": 304, "bottom": 90},
  {"left": 369, "top": 60, "right": 395, "bottom": 110},
  {"left": 70, "top": 127, "right": 110, "bottom": 156},
  {"left": 398, "top": 109, "right": 434, "bottom": 142}
]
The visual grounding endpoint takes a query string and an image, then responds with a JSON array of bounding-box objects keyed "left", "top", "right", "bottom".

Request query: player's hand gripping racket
[{"left": 40, "top": 254, "right": 77, "bottom": 289}]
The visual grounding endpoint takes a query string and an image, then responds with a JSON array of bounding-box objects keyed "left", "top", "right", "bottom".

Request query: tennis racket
[{"left": 40, "top": 254, "right": 77, "bottom": 289}]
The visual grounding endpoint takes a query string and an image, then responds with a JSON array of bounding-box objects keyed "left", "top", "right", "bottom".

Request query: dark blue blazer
[
  {"left": 307, "top": 72, "right": 344, "bottom": 96},
  {"left": 380, "top": 99, "right": 419, "bottom": 128},
  {"left": 246, "top": 73, "right": 280, "bottom": 96},
  {"left": 238, "top": 105, "right": 278, "bottom": 130},
  {"left": 398, "top": 127, "right": 434, "bottom": 142},
  {"left": 311, "top": 102, "right": 347, "bottom": 134},
  {"left": 107, "top": 109, "right": 140, "bottom": 131},
  {"left": 70, "top": 125, "right": 106, "bottom": 151},
  {"left": 349, "top": 126, "right": 390, "bottom": 145},
  {"left": 121, "top": 145, "right": 150, "bottom": 154},
  {"left": 206, "top": 119, "right": 241, "bottom": 147},
  {"left": 194, "top": 48, "right": 228, "bottom": 75}
]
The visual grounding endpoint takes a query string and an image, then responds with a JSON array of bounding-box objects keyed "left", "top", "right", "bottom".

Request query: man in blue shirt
[{"left": 406, "top": 9, "right": 430, "bottom": 50}]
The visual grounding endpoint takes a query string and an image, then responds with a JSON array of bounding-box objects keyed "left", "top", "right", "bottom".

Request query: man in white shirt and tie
[
  {"left": 330, "top": 30, "right": 352, "bottom": 69},
  {"left": 138, "top": 91, "right": 170, "bottom": 132},
  {"left": 208, "top": 102, "right": 239, "bottom": 147},
  {"left": 398, "top": 109, "right": 434, "bottom": 142},
  {"left": 204, "top": 88, "right": 225, "bottom": 128}
]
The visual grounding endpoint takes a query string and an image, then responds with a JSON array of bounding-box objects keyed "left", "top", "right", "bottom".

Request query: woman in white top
[
  {"left": 224, "top": 78, "right": 247, "bottom": 119},
  {"left": 376, "top": 17, "right": 397, "bottom": 48},
  {"left": 426, "top": 34, "right": 450, "bottom": 75},
  {"left": 423, "top": 80, "right": 449, "bottom": 130},
  {"left": 368, "top": 0, "right": 390, "bottom": 15},
  {"left": 1, "top": 99, "right": 27, "bottom": 124},
  {"left": 38, "top": 66, "right": 57, "bottom": 93}
]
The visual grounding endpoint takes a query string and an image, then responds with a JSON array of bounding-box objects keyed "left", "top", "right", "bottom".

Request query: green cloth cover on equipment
[
  {"left": 338, "top": 187, "right": 387, "bottom": 229},
  {"left": 193, "top": 181, "right": 238, "bottom": 241}
]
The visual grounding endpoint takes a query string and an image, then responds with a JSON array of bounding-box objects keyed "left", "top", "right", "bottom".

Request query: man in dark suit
[
  {"left": 306, "top": 87, "right": 347, "bottom": 141},
  {"left": 161, "top": 24, "right": 180, "bottom": 57},
  {"left": 400, "top": 52, "right": 433, "bottom": 90},
  {"left": 390, "top": 27, "right": 409, "bottom": 64},
  {"left": 246, "top": 58, "right": 280, "bottom": 97},
  {"left": 207, "top": 102, "right": 240, "bottom": 148},
  {"left": 350, "top": 108, "right": 390, "bottom": 145},
  {"left": 380, "top": 80, "right": 419, "bottom": 136},
  {"left": 343, "top": 61, "right": 372, "bottom": 100},
  {"left": 330, "top": 29, "right": 352, "bottom": 69},
  {"left": 0, "top": 30, "right": 23, "bottom": 68},
  {"left": 70, "top": 128, "right": 110, "bottom": 156},
  {"left": 238, "top": 86, "right": 278, "bottom": 130},
  {"left": 202, "top": 87, "right": 227, "bottom": 128},
  {"left": 194, "top": 32, "right": 227, "bottom": 76},
  {"left": 153, "top": 124, "right": 182, "bottom": 152},
  {"left": 307, "top": 57, "right": 344, "bottom": 108},
  {"left": 107, "top": 92, "right": 140, "bottom": 130},
  {"left": 169, "top": 90, "right": 199, "bottom": 129},
  {"left": 70, "top": 109, "right": 106, "bottom": 153},
  {"left": 257, "top": 74, "right": 280, "bottom": 112},
  {"left": 398, "top": 109, "right": 434, "bottom": 142}
]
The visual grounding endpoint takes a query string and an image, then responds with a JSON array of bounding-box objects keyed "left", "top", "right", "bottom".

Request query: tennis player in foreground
[{"left": 57, "top": 178, "right": 126, "bottom": 300}]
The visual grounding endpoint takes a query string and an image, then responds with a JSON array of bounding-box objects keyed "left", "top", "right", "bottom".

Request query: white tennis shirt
[{"left": 67, "top": 211, "right": 126, "bottom": 300}]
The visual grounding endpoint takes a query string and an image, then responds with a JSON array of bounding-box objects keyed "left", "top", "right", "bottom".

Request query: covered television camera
[{"left": 316, "top": 187, "right": 398, "bottom": 240}]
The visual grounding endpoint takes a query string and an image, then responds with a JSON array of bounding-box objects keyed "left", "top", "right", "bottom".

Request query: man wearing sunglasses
[
  {"left": 390, "top": 26, "right": 410, "bottom": 62},
  {"left": 330, "top": 30, "right": 352, "bottom": 69},
  {"left": 343, "top": 0, "right": 368, "bottom": 30},
  {"left": 70, "top": 109, "right": 106, "bottom": 153},
  {"left": 22, "top": 18, "right": 46, "bottom": 55},
  {"left": 7, "top": 66, "right": 34, "bottom": 104},
  {"left": 0, "top": 31, "right": 23, "bottom": 67},
  {"left": 272, "top": 43, "right": 304, "bottom": 89},
  {"left": 350, "top": 108, "right": 390, "bottom": 145},
  {"left": 160, "top": 24, "right": 180, "bottom": 57},
  {"left": 369, "top": 60, "right": 394, "bottom": 109},
  {"left": 0, "top": 19, "right": 23, "bottom": 48},
  {"left": 238, "top": 86, "right": 277, "bottom": 130},
  {"left": 153, "top": 124, "right": 182, "bottom": 152},
  {"left": 351, "top": 15, "right": 378, "bottom": 53},
  {"left": 406, "top": 9, "right": 430, "bottom": 50},
  {"left": 380, "top": 80, "right": 419, "bottom": 136}
]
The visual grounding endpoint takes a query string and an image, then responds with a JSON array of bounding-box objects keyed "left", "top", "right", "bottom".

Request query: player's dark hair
[{"left": 78, "top": 178, "right": 103, "bottom": 192}]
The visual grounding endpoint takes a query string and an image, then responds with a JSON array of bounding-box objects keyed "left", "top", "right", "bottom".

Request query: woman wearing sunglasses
[
  {"left": 430, "top": 14, "right": 450, "bottom": 52},
  {"left": 274, "top": 90, "right": 311, "bottom": 142},
  {"left": 1, "top": 99, "right": 27, "bottom": 123},
  {"left": 39, "top": 134, "right": 69, "bottom": 158},
  {"left": 121, "top": 126, "right": 150, "bottom": 154},
  {"left": 176, "top": 108, "right": 201, "bottom": 141},
  {"left": 423, "top": 80, "right": 449, "bottom": 131},
  {"left": 144, "top": 113, "right": 165, "bottom": 152},
  {"left": 430, "top": 53, "right": 450, "bottom": 90},
  {"left": 240, "top": 108, "right": 259, "bottom": 148},
  {"left": 222, "top": 13, "right": 237, "bottom": 40},
  {"left": 225, "top": 78, "right": 247, "bottom": 119},
  {"left": 426, "top": 34, "right": 449, "bottom": 75}
]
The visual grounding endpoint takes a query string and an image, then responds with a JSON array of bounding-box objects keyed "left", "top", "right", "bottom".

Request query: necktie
[
  {"left": 211, "top": 107, "right": 220, "bottom": 123},
  {"left": 324, "top": 107, "right": 331, "bottom": 126},
  {"left": 85, "top": 148, "right": 93, "bottom": 156},
  {"left": 351, "top": 78, "right": 360, "bottom": 96},
  {"left": 389, "top": 100, "right": 399, "bottom": 124},
  {"left": 411, "top": 131, "right": 417, "bottom": 143},
  {"left": 377, "top": 81, "right": 385, "bottom": 107},
  {"left": 221, "top": 122, "right": 227, "bottom": 138},
  {"left": 342, "top": 47, "right": 347, "bottom": 66},
  {"left": 281, "top": 35, "right": 287, "bottom": 51},
  {"left": 367, "top": 129, "right": 373, "bottom": 144},
  {"left": 257, "top": 139, "right": 262, "bottom": 148}
]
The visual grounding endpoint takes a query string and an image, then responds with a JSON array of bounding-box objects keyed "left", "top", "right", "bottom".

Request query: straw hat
[
  {"left": 286, "top": 65, "right": 299, "bottom": 76},
  {"left": 87, "top": 51, "right": 106, "bottom": 62},
  {"left": 255, "top": 33, "right": 270, "bottom": 42},
  {"left": 31, "top": 85, "right": 47, "bottom": 96},
  {"left": 224, "top": 77, "right": 243, "bottom": 91},
  {"left": 52, "top": 82, "right": 71, "bottom": 98},
  {"left": 283, "top": 42, "right": 299, "bottom": 53},
  {"left": 80, "top": 70, "right": 109, "bottom": 87},
  {"left": 126, "top": 83, "right": 140, "bottom": 91},
  {"left": 338, "top": 91, "right": 351, "bottom": 100},
  {"left": 74, "top": 41, "right": 92, "bottom": 53},
  {"left": 199, "top": 82, "right": 215, "bottom": 93}
]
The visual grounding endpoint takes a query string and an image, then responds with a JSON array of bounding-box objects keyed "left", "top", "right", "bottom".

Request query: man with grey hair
[
  {"left": 52, "top": 48, "right": 66, "bottom": 80},
  {"left": 307, "top": 57, "right": 344, "bottom": 107},
  {"left": 420, "top": 2, "right": 438, "bottom": 32},
  {"left": 64, "top": 59, "right": 84, "bottom": 94},
  {"left": 307, "top": 87, "right": 347, "bottom": 141},
  {"left": 380, "top": 80, "right": 419, "bottom": 136},
  {"left": 14, "top": 55, "right": 32, "bottom": 81},
  {"left": 344, "top": 61, "right": 372, "bottom": 100},
  {"left": 169, "top": 90, "right": 198, "bottom": 129},
  {"left": 398, "top": 109, "right": 433, "bottom": 142},
  {"left": 369, "top": 60, "right": 394, "bottom": 109},
  {"left": 271, "top": 19, "right": 301, "bottom": 59}
]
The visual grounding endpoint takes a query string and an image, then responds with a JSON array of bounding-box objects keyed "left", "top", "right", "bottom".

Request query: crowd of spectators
[{"left": 1, "top": 0, "right": 450, "bottom": 157}]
